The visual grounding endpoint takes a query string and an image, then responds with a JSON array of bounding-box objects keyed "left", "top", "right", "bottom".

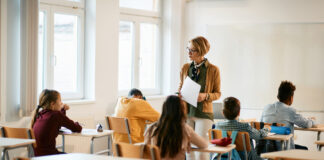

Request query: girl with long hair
[
  {"left": 145, "top": 95, "right": 208, "bottom": 160},
  {"left": 31, "top": 89, "right": 82, "bottom": 156}
]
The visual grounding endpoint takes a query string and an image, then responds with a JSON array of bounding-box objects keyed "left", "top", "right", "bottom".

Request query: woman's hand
[
  {"left": 197, "top": 93, "right": 207, "bottom": 102},
  {"left": 63, "top": 104, "right": 70, "bottom": 111}
]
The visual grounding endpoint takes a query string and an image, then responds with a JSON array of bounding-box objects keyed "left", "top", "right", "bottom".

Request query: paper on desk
[
  {"left": 180, "top": 77, "right": 201, "bottom": 107},
  {"left": 267, "top": 132, "right": 276, "bottom": 136}
]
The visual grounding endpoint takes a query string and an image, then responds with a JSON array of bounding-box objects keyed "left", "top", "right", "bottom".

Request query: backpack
[{"left": 211, "top": 130, "right": 242, "bottom": 160}]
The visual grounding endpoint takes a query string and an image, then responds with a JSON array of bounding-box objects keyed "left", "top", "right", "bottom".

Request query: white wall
[
  {"left": 184, "top": 0, "right": 324, "bottom": 151},
  {"left": 184, "top": 0, "right": 324, "bottom": 110}
]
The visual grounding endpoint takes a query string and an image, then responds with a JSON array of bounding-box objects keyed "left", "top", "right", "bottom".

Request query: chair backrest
[
  {"left": 250, "top": 122, "right": 285, "bottom": 130},
  {"left": 1, "top": 126, "right": 37, "bottom": 148},
  {"left": 1, "top": 127, "right": 31, "bottom": 139},
  {"left": 13, "top": 157, "right": 30, "bottom": 160},
  {"left": 113, "top": 142, "right": 161, "bottom": 160},
  {"left": 208, "top": 129, "right": 251, "bottom": 152},
  {"left": 106, "top": 116, "right": 132, "bottom": 143}
]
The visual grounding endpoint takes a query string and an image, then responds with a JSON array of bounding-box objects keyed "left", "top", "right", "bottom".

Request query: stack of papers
[{"left": 180, "top": 77, "right": 201, "bottom": 107}]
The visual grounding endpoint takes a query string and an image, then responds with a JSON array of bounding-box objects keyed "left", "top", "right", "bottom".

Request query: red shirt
[{"left": 33, "top": 109, "right": 82, "bottom": 156}]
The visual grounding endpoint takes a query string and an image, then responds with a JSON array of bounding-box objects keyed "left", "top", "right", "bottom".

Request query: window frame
[
  {"left": 39, "top": 3, "right": 85, "bottom": 100},
  {"left": 118, "top": 7, "right": 162, "bottom": 96}
]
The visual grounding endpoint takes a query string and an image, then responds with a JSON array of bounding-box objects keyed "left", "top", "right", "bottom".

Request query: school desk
[{"left": 58, "top": 128, "right": 114, "bottom": 155}]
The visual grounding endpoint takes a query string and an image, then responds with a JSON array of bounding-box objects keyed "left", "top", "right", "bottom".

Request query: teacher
[{"left": 178, "top": 36, "right": 221, "bottom": 160}]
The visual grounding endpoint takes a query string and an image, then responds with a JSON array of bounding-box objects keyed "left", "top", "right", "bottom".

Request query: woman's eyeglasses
[{"left": 186, "top": 47, "right": 198, "bottom": 53}]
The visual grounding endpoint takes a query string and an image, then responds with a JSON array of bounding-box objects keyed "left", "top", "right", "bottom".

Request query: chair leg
[{"left": 5, "top": 150, "right": 9, "bottom": 160}]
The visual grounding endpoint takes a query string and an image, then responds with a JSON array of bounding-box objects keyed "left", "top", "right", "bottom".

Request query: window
[
  {"left": 120, "top": 0, "right": 158, "bottom": 11},
  {"left": 118, "top": 0, "right": 161, "bottom": 95},
  {"left": 39, "top": 1, "right": 84, "bottom": 100}
]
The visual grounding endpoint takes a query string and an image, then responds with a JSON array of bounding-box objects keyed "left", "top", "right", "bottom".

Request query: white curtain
[{"left": 21, "top": 0, "right": 39, "bottom": 116}]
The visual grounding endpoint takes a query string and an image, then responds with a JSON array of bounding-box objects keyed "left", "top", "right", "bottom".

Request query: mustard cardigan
[{"left": 178, "top": 60, "right": 221, "bottom": 113}]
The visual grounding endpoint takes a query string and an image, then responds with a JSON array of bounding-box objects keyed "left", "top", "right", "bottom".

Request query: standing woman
[{"left": 178, "top": 36, "right": 221, "bottom": 159}]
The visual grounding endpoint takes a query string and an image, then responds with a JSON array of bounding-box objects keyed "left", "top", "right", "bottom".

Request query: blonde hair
[
  {"left": 30, "top": 89, "right": 60, "bottom": 128},
  {"left": 189, "top": 36, "right": 210, "bottom": 57}
]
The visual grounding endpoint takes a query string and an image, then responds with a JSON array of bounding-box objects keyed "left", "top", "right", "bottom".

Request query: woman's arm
[
  {"left": 187, "top": 125, "right": 208, "bottom": 148},
  {"left": 57, "top": 112, "right": 82, "bottom": 133},
  {"left": 206, "top": 67, "right": 221, "bottom": 102}
]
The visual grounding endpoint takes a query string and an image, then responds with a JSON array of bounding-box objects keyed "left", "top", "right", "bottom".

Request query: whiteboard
[{"left": 206, "top": 24, "right": 324, "bottom": 111}]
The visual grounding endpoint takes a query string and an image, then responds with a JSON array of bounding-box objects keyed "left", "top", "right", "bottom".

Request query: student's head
[
  {"left": 31, "top": 89, "right": 62, "bottom": 128},
  {"left": 128, "top": 88, "right": 143, "bottom": 99},
  {"left": 187, "top": 36, "right": 210, "bottom": 62},
  {"left": 39, "top": 89, "right": 62, "bottom": 111},
  {"left": 277, "top": 81, "right": 296, "bottom": 106},
  {"left": 151, "top": 95, "right": 186, "bottom": 158},
  {"left": 223, "top": 97, "right": 241, "bottom": 120}
]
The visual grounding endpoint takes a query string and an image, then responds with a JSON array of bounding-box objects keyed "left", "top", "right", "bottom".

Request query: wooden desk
[
  {"left": 261, "top": 149, "right": 324, "bottom": 160},
  {"left": 192, "top": 144, "right": 236, "bottom": 160},
  {"left": 263, "top": 134, "right": 293, "bottom": 150},
  {"left": 295, "top": 124, "right": 324, "bottom": 141},
  {"left": 0, "top": 137, "right": 35, "bottom": 160},
  {"left": 59, "top": 128, "right": 114, "bottom": 155},
  {"left": 31, "top": 153, "right": 143, "bottom": 160}
]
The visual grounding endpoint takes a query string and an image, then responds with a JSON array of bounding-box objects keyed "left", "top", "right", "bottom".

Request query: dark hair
[
  {"left": 128, "top": 88, "right": 143, "bottom": 97},
  {"left": 223, "top": 97, "right": 240, "bottom": 120},
  {"left": 277, "top": 81, "right": 296, "bottom": 102},
  {"left": 31, "top": 89, "right": 60, "bottom": 128},
  {"left": 149, "top": 95, "right": 186, "bottom": 158}
]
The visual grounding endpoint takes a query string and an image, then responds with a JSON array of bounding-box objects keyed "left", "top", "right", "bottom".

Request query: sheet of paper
[
  {"left": 180, "top": 77, "right": 201, "bottom": 107},
  {"left": 267, "top": 132, "right": 276, "bottom": 136}
]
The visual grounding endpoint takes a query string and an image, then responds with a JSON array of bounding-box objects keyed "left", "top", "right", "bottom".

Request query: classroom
[{"left": 0, "top": 0, "right": 324, "bottom": 160}]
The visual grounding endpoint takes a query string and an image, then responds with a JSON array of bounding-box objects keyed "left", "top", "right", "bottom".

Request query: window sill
[
  {"left": 145, "top": 95, "right": 167, "bottom": 100},
  {"left": 65, "top": 99, "right": 96, "bottom": 105}
]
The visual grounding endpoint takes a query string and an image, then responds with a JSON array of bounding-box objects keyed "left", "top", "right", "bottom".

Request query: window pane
[
  {"left": 120, "top": 0, "right": 157, "bottom": 11},
  {"left": 118, "top": 21, "right": 133, "bottom": 91},
  {"left": 139, "top": 23, "right": 157, "bottom": 89},
  {"left": 38, "top": 11, "right": 45, "bottom": 94},
  {"left": 53, "top": 13, "right": 79, "bottom": 93}
]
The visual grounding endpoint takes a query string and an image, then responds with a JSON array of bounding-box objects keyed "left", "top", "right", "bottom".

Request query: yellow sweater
[{"left": 114, "top": 97, "right": 160, "bottom": 143}]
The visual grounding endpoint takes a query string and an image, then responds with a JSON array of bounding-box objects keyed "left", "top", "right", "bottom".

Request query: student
[
  {"left": 31, "top": 89, "right": 82, "bottom": 156},
  {"left": 114, "top": 88, "right": 160, "bottom": 143},
  {"left": 260, "top": 81, "right": 315, "bottom": 150},
  {"left": 144, "top": 95, "right": 208, "bottom": 160},
  {"left": 178, "top": 36, "right": 221, "bottom": 160},
  {"left": 215, "top": 97, "right": 271, "bottom": 160}
]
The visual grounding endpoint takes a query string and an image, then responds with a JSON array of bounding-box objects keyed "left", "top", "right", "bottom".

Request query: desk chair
[
  {"left": 113, "top": 142, "right": 161, "bottom": 160},
  {"left": 315, "top": 141, "right": 324, "bottom": 151},
  {"left": 250, "top": 122, "right": 285, "bottom": 154},
  {"left": 208, "top": 129, "right": 251, "bottom": 160},
  {"left": 13, "top": 157, "right": 30, "bottom": 160},
  {"left": 249, "top": 122, "right": 285, "bottom": 130},
  {"left": 105, "top": 116, "right": 132, "bottom": 143},
  {"left": 1, "top": 126, "right": 35, "bottom": 160}
]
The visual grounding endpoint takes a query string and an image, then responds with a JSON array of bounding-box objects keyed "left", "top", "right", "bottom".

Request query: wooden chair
[
  {"left": 315, "top": 141, "right": 324, "bottom": 151},
  {"left": 113, "top": 142, "right": 161, "bottom": 160},
  {"left": 208, "top": 129, "right": 251, "bottom": 160},
  {"left": 105, "top": 116, "right": 132, "bottom": 143},
  {"left": 13, "top": 157, "right": 30, "bottom": 160},
  {"left": 249, "top": 122, "right": 285, "bottom": 130},
  {"left": 0, "top": 126, "right": 35, "bottom": 160}
]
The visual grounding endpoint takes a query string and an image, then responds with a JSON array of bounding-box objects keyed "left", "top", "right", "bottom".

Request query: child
[
  {"left": 215, "top": 97, "right": 271, "bottom": 160},
  {"left": 144, "top": 95, "right": 208, "bottom": 160},
  {"left": 31, "top": 89, "right": 82, "bottom": 156}
]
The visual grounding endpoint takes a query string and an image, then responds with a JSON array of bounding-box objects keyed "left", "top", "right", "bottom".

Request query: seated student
[
  {"left": 144, "top": 95, "right": 208, "bottom": 160},
  {"left": 114, "top": 88, "right": 160, "bottom": 143},
  {"left": 260, "top": 81, "right": 315, "bottom": 150},
  {"left": 31, "top": 89, "right": 82, "bottom": 156},
  {"left": 215, "top": 97, "right": 271, "bottom": 160}
]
